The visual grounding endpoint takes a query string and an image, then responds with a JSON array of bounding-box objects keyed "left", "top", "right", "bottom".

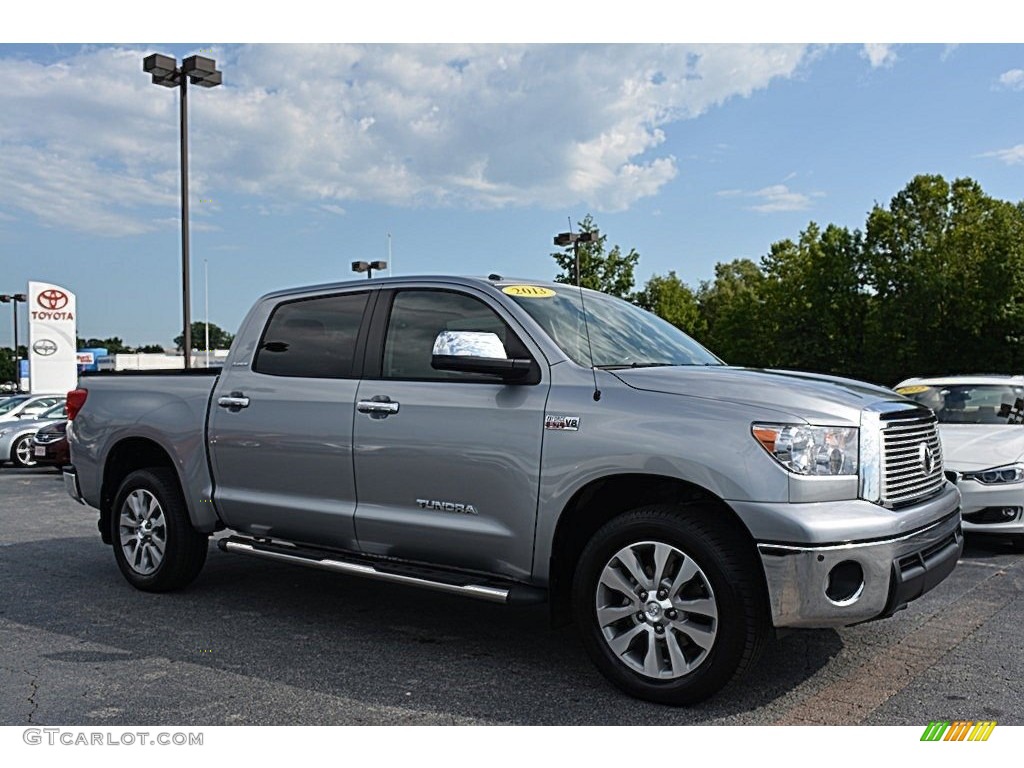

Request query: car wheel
[
  {"left": 10, "top": 434, "right": 38, "bottom": 468},
  {"left": 111, "top": 468, "right": 209, "bottom": 592},
  {"left": 1010, "top": 535, "right": 1024, "bottom": 554},
  {"left": 573, "top": 504, "right": 770, "bottom": 705}
]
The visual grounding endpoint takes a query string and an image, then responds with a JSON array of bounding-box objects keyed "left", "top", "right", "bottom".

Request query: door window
[
  {"left": 382, "top": 290, "right": 529, "bottom": 382},
  {"left": 254, "top": 292, "right": 369, "bottom": 378}
]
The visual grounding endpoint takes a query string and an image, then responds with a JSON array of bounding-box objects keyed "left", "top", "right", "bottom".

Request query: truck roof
[{"left": 256, "top": 275, "right": 577, "bottom": 303}]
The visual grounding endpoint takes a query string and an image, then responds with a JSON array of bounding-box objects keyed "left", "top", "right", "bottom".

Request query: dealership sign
[{"left": 28, "top": 281, "right": 78, "bottom": 394}]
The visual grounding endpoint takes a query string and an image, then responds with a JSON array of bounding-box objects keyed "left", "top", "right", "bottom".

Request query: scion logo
[
  {"left": 32, "top": 339, "right": 58, "bottom": 357},
  {"left": 37, "top": 289, "right": 69, "bottom": 310},
  {"left": 416, "top": 499, "right": 478, "bottom": 515}
]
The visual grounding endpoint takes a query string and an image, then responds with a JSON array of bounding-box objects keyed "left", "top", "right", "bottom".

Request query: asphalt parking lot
[{"left": 1, "top": 468, "right": 1021, "bottom": 726}]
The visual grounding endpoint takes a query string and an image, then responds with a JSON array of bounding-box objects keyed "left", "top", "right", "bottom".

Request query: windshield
[
  {"left": 0, "top": 396, "right": 30, "bottom": 415},
  {"left": 895, "top": 383, "right": 1024, "bottom": 425},
  {"left": 504, "top": 284, "right": 722, "bottom": 368}
]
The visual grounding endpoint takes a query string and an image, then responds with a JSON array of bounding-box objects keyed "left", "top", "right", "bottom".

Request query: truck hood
[
  {"left": 937, "top": 424, "right": 1024, "bottom": 471},
  {"left": 610, "top": 366, "right": 901, "bottom": 425}
]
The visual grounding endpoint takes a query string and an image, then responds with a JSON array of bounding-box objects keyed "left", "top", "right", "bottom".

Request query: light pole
[
  {"left": 204, "top": 258, "right": 210, "bottom": 368},
  {"left": 143, "top": 53, "right": 222, "bottom": 368},
  {"left": 351, "top": 260, "right": 388, "bottom": 279},
  {"left": 554, "top": 230, "right": 597, "bottom": 287},
  {"left": 0, "top": 293, "right": 26, "bottom": 392}
]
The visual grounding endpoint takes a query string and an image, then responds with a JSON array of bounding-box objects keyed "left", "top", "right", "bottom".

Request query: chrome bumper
[
  {"left": 758, "top": 508, "right": 962, "bottom": 628},
  {"left": 63, "top": 468, "right": 85, "bottom": 505}
]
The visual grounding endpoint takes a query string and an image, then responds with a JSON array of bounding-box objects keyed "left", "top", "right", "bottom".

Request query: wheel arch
[
  {"left": 546, "top": 473, "right": 764, "bottom": 627},
  {"left": 99, "top": 437, "right": 177, "bottom": 545}
]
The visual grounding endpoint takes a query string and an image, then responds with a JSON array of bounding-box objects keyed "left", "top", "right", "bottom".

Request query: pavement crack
[{"left": 25, "top": 668, "right": 39, "bottom": 724}]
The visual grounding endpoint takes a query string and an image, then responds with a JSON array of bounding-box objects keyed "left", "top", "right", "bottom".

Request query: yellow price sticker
[{"left": 502, "top": 285, "right": 556, "bottom": 298}]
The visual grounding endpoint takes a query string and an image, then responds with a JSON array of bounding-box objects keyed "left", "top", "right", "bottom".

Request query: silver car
[
  {"left": 0, "top": 401, "right": 67, "bottom": 468},
  {"left": 0, "top": 394, "right": 66, "bottom": 424},
  {"left": 896, "top": 375, "right": 1024, "bottom": 551}
]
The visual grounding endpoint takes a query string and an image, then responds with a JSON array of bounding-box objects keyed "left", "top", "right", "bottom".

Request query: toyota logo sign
[
  {"left": 38, "top": 289, "right": 69, "bottom": 310},
  {"left": 33, "top": 339, "right": 58, "bottom": 356}
]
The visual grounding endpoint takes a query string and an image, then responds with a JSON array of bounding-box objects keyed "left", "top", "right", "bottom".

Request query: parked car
[
  {"left": 32, "top": 419, "right": 69, "bottom": 469},
  {"left": 0, "top": 401, "right": 67, "bottom": 468},
  {"left": 0, "top": 394, "right": 66, "bottom": 424},
  {"left": 895, "top": 375, "right": 1024, "bottom": 551},
  {"left": 66, "top": 276, "right": 962, "bottom": 705}
]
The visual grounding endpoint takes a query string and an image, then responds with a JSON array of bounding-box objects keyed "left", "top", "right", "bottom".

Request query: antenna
[
  {"left": 554, "top": 219, "right": 601, "bottom": 402},
  {"left": 387, "top": 232, "right": 392, "bottom": 276}
]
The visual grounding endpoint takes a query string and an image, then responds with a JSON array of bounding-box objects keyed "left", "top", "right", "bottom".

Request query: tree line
[{"left": 554, "top": 175, "right": 1024, "bottom": 386}]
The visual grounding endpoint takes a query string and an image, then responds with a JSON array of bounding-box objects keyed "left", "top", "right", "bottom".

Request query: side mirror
[{"left": 431, "top": 331, "right": 533, "bottom": 380}]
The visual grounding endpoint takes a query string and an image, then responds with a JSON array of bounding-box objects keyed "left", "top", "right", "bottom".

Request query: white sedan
[{"left": 896, "top": 375, "right": 1024, "bottom": 552}]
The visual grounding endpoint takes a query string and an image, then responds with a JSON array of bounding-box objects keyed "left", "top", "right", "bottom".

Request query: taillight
[{"left": 67, "top": 388, "right": 88, "bottom": 421}]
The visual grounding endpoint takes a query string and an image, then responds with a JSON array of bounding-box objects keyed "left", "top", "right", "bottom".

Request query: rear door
[
  {"left": 352, "top": 287, "right": 550, "bottom": 580},
  {"left": 208, "top": 289, "right": 374, "bottom": 550}
]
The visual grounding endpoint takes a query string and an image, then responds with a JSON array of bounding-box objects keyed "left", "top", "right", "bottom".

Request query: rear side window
[{"left": 254, "top": 292, "right": 369, "bottom": 378}]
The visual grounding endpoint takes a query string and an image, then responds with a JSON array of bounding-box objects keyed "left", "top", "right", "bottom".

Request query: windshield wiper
[{"left": 596, "top": 362, "right": 676, "bottom": 370}]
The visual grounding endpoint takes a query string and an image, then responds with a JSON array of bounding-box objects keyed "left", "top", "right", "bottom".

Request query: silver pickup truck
[{"left": 64, "top": 276, "right": 962, "bottom": 705}]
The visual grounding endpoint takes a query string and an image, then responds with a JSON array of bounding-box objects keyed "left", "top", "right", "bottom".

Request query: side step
[{"left": 217, "top": 535, "right": 547, "bottom": 605}]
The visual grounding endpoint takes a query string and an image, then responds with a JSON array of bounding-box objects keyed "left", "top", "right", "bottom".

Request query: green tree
[
  {"left": 0, "top": 346, "right": 27, "bottom": 387},
  {"left": 77, "top": 337, "right": 134, "bottom": 354},
  {"left": 551, "top": 214, "right": 639, "bottom": 297},
  {"left": 136, "top": 344, "right": 166, "bottom": 354},
  {"left": 761, "top": 223, "right": 869, "bottom": 378},
  {"left": 175, "top": 322, "right": 235, "bottom": 352},
  {"left": 696, "top": 259, "right": 771, "bottom": 366},
  {"left": 863, "top": 174, "right": 1024, "bottom": 383},
  {"left": 632, "top": 271, "right": 707, "bottom": 340}
]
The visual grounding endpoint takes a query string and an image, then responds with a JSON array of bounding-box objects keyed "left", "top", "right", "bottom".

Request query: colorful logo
[{"left": 920, "top": 721, "right": 996, "bottom": 742}]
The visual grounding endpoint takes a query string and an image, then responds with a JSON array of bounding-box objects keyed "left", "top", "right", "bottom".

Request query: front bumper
[
  {"left": 756, "top": 505, "right": 962, "bottom": 629},
  {"left": 955, "top": 477, "right": 1024, "bottom": 535}
]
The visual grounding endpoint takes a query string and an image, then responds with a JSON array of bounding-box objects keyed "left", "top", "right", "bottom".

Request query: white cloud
[
  {"left": 861, "top": 44, "right": 897, "bottom": 69},
  {"left": 997, "top": 69, "right": 1024, "bottom": 90},
  {"left": 0, "top": 43, "right": 814, "bottom": 235},
  {"left": 717, "top": 183, "right": 822, "bottom": 213},
  {"left": 981, "top": 144, "right": 1024, "bottom": 165}
]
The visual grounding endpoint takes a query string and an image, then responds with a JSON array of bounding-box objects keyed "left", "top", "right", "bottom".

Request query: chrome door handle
[
  {"left": 217, "top": 392, "right": 250, "bottom": 410},
  {"left": 357, "top": 398, "right": 400, "bottom": 416}
]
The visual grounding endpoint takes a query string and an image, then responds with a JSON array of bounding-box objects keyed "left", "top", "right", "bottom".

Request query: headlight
[
  {"left": 962, "top": 464, "right": 1024, "bottom": 484},
  {"left": 752, "top": 424, "right": 859, "bottom": 476}
]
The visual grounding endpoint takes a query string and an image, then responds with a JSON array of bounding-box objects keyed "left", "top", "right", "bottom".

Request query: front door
[{"left": 352, "top": 288, "right": 549, "bottom": 580}]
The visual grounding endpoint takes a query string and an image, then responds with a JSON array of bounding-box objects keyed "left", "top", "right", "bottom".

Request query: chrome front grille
[{"left": 880, "top": 411, "right": 944, "bottom": 508}]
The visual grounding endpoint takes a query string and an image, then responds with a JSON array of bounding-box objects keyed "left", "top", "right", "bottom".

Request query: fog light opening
[{"left": 825, "top": 560, "right": 865, "bottom": 605}]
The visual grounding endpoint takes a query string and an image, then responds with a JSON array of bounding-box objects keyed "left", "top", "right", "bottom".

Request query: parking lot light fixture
[
  {"left": 0, "top": 293, "right": 27, "bottom": 392},
  {"left": 554, "top": 230, "right": 597, "bottom": 287},
  {"left": 143, "top": 52, "right": 223, "bottom": 368},
  {"left": 352, "top": 260, "right": 388, "bottom": 279}
]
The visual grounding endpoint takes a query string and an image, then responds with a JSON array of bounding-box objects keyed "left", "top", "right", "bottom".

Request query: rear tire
[
  {"left": 111, "top": 468, "right": 208, "bottom": 592},
  {"left": 572, "top": 504, "right": 769, "bottom": 705}
]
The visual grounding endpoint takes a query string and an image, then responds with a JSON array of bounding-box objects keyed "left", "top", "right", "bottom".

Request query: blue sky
[{"left": 2, "top": 41, "right": 1024, "bottom": 347}]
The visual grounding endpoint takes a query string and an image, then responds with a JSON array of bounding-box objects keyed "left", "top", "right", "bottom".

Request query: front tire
[
  {"left": 572, "top": 504, "right": 769, "bottom": 705},
  {"left": 10, "top": 434, "right": 38, "bottom": 468},
  {"left": 111, "top": 468, "right": 208, "bottom": 592}
]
